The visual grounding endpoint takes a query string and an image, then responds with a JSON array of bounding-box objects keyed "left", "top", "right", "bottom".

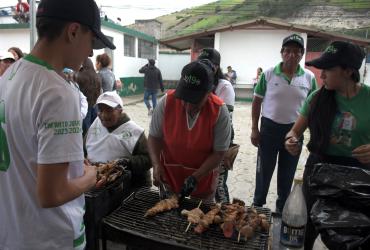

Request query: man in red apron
[{"left": 148, "top": 60, "right": 231, "bottom": 201}]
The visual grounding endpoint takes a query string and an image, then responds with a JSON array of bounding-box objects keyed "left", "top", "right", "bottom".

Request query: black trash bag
[
  {"left": 309, "top": 163, "right": 370, "bottom": 250},
  {"left": 311, "top": 199, "right": 370, "bottom": 250},
  {"left": 309, "top": 163, "right": 370, "bottom": 216}
]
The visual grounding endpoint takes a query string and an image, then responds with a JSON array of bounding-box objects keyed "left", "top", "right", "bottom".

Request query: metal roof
[{"left": 160, "top": 17, "right": 370, "bottom": 50}]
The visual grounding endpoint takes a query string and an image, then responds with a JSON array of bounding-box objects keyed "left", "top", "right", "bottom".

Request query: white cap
[
  {"left": 96, "top": 91, "right": 123, "bottom": 108},
  {"left": 0, "top": 52, "right": 16, "bottom": 60}
]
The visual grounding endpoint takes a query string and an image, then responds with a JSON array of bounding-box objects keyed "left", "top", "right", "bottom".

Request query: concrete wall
[
  {"left": 158, "top": 52, "right": 191, "bottom": 81},
  {"left": 215, "top": 29, "right": 308, "bottom": 86},
  {"left": 0, "top": 28, "right": 30, "bottom": 53}
]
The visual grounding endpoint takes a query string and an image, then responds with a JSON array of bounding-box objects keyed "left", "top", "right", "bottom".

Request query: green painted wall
[{"left": 117, "top": 77, "right": 144, "bottom": 97}]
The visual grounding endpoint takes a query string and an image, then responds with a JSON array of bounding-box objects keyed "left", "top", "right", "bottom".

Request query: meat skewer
[
  {"left": 221, "top": 202, "right": 245, "bottom": 238},
  {"left": 144, "top": 195, "right": 179, "bottom": 217},
  {"left": 194, "top": 204, "right": 221, "bottom": 234},
  {"left": 182, "top": 200, "right": 203, "bottom": 232}
]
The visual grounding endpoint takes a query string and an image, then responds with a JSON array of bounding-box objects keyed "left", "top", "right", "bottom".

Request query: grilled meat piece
[
  {"left": 94, "top": 161, "right": 124, "bottom": 187},
  {"left": 194, "top": 204, "right": 221, "bottom": 234},
  {"left": 181, "top": 208, "right": 204, "bottom": 224},
  {"left": 144, "top": 196, "right": 179, "bottom": 217},
  {"left": 221, "top": 203, "right": 245, "bottom": 238},
  {"left": 239, "top": 225, "right": 254, "bottom": 239}
]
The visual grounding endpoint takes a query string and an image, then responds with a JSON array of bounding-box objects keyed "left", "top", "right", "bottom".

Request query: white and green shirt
[
  {"left": 86, "top": 118, "right": 144, "bottom": 163},
  {"left": 0, "top": 55, "right": 86, "bottom": 250},
  {"left": 300, "top": 85, "right": 370, "bottom": 157},
  {"left": 254, "top": 63, "right": 317, "bottom": 124}
]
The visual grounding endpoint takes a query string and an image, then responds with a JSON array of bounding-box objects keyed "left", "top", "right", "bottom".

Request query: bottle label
[{"left": 280, "top": 221, "right": 305, "bottom": 248}]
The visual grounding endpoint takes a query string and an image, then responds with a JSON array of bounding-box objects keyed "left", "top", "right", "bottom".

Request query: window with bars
[
  {"left": 138, "top": 39, "right": 156, "bottom": 59},
  {"left": 124, "top": 35, "right": 136, "bottom": 57}
]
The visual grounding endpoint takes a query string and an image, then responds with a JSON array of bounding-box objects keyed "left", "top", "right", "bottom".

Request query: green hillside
[{"left": 157, "top": 0, "right": 370, "bottom": 39}]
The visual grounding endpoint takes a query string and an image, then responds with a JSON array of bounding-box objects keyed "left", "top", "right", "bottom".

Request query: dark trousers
[
  {"left": 82, "top": 106, "right": 97, "bottom": 137},
  {"left": 302, "top": 153, "right": 365, "bottom": 250},
  {"left": 253, "top": 117, "right": 301, "bottom": 212},
  {"left": 215, "top": 163, "right": 230, "bottom": 203}
]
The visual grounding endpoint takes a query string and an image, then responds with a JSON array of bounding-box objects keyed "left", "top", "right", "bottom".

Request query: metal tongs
[{"left": 158, "top": 181, "right": 171, "bottom": 200}]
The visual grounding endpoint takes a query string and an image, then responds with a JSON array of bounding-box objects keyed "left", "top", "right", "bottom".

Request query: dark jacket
[
  {"left": 74, "top": 58, "right": 101, "bottom": 107},
  {"left": 139, "top": 64, "right": 164, "bottom": 90}
]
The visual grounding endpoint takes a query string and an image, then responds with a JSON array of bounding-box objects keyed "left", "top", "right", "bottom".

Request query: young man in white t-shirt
[{"left": 0, "top": 0, "right": 115, "bottom": 249}]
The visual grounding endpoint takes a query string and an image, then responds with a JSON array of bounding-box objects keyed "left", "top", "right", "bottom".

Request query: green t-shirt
[{"left": 300, "top": 84, "right": 370, "bottom": 157}]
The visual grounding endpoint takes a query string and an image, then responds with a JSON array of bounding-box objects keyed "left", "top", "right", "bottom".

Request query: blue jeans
[
  {"left": 143, "top": 89, "right": 158, "bottom": 110},
  {"left": 253, "top": 117, "right": 301, "bottom": 212}
]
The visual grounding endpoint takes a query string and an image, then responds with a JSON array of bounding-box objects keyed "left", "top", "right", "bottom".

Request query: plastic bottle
[{"left": 280, "top": 178, "right": 307, "bottom": 248}]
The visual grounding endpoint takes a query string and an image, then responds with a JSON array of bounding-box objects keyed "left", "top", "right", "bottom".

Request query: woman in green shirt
[{"left": 284, "top": 41, "right": 369, "bottom": 249}]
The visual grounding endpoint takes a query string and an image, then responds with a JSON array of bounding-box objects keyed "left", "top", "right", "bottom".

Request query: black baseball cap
[
  {"left": 175, "top": 60, "right": 215, "bottom": 104},
  {"left": 37, "top": 0, "right": 116, "bottom": 50},
  {"left": 198, "top": 48, "right": 221, "bottom": 65},
  {"left": 282, "top": 34, "right": 304, "bottom": 49},
  {"left": 306, "top": 41, "right": 365, "bottom": 70}
]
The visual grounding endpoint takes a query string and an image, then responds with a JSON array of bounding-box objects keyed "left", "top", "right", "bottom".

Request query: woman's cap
[
  {"left": 198, "top": 48, "right": 221, "bottom": 66},
  {"left": 37, "top": 0, "right": 116, "bottom": 50},
  {"left": 175, "top": 60, "right": 214, "bottom": 104},
  {"left": 96, "top": 91, "right": 123, "bottom": 108},
  {"left": 306, "top": 41, "right": 365, "bottom": 70}
]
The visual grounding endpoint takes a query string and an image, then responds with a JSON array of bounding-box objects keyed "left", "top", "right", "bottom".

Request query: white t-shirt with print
[{"left": 0, "top": 57, "right": 86, "bottom": 250}]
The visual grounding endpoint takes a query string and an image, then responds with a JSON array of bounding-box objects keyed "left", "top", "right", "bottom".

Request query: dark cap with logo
[
  {"left": 306, "top": 41, "right": 365, "bottom": 70},
  {"left": 282, "top": 34, "right": 304, "bottom": 49},
  {"left": 198, "top": 48, "right": 221, "bottom": 66},
  {"left": 175, "top": 60, "right": 215, "bottom": 104},
  {"left": 37, "top": 0, "right": 116, "bottom": 50}
]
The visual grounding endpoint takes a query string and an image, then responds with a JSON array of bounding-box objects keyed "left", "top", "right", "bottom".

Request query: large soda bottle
[{"left": 280, "top": 178, "right": 307, "bottom": 248}]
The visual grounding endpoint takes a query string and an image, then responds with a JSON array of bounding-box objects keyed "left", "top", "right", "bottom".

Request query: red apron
[{"left": 161, "top": 90, "right": 223, "bottom": 198}]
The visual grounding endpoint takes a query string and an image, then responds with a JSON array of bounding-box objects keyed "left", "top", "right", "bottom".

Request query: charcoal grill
[
  {"left": 101, "top": 188, "right": 271, "bottom": 250},
  {"left": 84, "top": 170, "right": 131, "bottom": 250}
]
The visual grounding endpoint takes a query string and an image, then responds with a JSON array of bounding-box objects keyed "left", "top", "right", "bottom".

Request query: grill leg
[{"left": 102, "top": 239, "right": 107, "bottom": 250}]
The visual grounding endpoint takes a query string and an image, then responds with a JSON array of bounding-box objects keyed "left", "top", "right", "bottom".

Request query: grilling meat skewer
[
  {"left": 144, "top": 195, "right": 179, "bottom": 217},
  {"left": 194, "top": 204, "right": 221, "bottom": 234},
  {"left": 221, "top": 202, "right": 245, "bottom": 238},
  {"left": 94, "top": 160, "right": 124, "bottom": 188},
  {"left": 236, "top": 207, "right": 270, "bottom": 241},
  {"left": 181, "top": 207, "right": 204, "bottom": 224},
  {"left": 182, "top": 200, "right": 203, "bottom": 232}
]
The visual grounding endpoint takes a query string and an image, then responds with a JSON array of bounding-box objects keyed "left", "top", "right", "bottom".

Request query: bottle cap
[{"left": 294, "top": 177, "right": 303, "bottom": 185}]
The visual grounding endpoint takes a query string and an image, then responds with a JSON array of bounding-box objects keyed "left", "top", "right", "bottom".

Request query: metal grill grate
[
  {"left": 84, "top": 170, "right": 131, "bottom": 250},
  {"left": 102, "top": 188, "right": 271, "bottom": 250}
]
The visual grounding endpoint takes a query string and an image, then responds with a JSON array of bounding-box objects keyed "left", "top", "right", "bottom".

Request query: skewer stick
[
  {"left": 237, "top": 231, "right": 241, "bottom": 242},
  {"left": 185, "top": 200, "right": 203, "bottom": 232}
]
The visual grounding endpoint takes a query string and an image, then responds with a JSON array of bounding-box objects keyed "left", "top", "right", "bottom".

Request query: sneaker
[{"left": 148, "top": 108, "right": 153, "bottom": 116}]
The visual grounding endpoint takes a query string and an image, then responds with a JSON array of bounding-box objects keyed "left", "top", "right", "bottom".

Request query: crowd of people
[{"left": 0, "top": 0, "right": 369, "bottom": 249}]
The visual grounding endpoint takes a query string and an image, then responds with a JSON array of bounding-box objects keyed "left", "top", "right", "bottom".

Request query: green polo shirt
[{"left": 255, "top": 63, "right": 317, "bottom": 97}]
